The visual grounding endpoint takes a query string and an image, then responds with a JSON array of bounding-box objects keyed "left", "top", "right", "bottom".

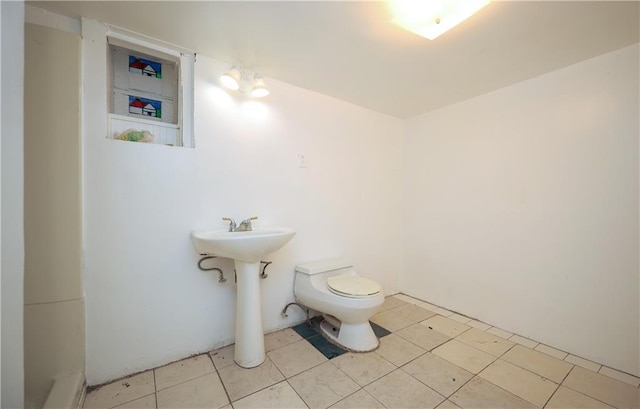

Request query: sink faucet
[
  {"left": 237, "top": 216, "right": 258, "bottom": 231},
  {"left": 222, "top": 217, "right": 237, "bottom": 232},
  {"left": 222, "top": 216, "right": 257, "bottom": 232}
]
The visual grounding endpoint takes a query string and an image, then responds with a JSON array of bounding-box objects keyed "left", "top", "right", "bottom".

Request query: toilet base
[{"left": 319, "top": 318, "right": 379, "bottom": 352}]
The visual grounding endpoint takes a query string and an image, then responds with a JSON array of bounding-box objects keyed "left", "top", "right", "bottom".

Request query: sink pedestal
[
  {"left": 234, "top": 261, "right": 265, "bottom": 368},
  {"left": 190, "top": 226, "right": 296, "bottom": 368}
]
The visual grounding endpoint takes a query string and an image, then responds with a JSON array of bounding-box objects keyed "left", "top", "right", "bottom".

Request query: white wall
[
  {"left": 1, "top": 2, "right": 25, "bottom": 407},
  {"left": 402, "top": 44, "right": 639, "bottom": 376},
  {"left": 82, "top": 20, "right": 403, "bottom": 384},
  {"left": 24, "top": 22, "right": 85, "bottom": 408}
]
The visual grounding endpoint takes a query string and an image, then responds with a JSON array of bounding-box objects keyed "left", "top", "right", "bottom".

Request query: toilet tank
[{"left": 295, "top": 258, "right": 354, "bottom": 275}]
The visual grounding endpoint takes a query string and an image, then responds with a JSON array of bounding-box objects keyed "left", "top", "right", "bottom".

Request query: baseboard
[{"left": 43, "top": 371, "right": 85, "bottom": 409}]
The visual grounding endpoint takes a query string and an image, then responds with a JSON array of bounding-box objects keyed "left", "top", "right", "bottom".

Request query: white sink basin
[{"left": 191, "top": 227, "right": 296, "bottom": 263}]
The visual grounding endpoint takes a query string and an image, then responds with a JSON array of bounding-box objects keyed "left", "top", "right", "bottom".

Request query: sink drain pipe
[{"left": 282, "top": 302, "right": 310, "bottom": 324}]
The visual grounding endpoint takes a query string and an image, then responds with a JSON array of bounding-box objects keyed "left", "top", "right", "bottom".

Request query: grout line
[
  {"left": 153, "top": 355, "right": 219, "bottom": 393},
  {"left": 474, "top": 353, "right": 557, "bottom": 409},
  {"left": 558, "top": 367, "right": 616, "bottom": 409},
  {"left": 400, "top": 361, "right": 474, "bottom": 401},
  {"left": 152, "top": 368, "right": 158, "bottom": 409},
  {"left": 207, "top": 352, "right": 233, "bottom": 406},
  {"left": 285, "top": 379, "right": 311, "bottom": 409},
  {"left": 472, "top": 372, "right": 543, "bottom": 408},
  {"left": 537, "top": 363, "right": 569, "bottom": 409},
  {"left": 534, "top": 343, "right": 569, "bottom": 360},
  {"left": 396, "top": 294, "right": 628, "bottom": 381},
  {"left": 563, "top": 354, "right": 601, "bottom": 372},
  {"left": 538, "top": 362, "right": 575, "bottom": 408}
]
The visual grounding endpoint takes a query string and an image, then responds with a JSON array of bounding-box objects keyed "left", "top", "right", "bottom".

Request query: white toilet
[{"left": 294, "top": 259, "right": 384, "bottom": 352}]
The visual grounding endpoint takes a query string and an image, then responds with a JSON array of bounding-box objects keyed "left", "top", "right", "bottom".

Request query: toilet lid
[{"left": 327, "top": 275, "right": 381, "bottom": 298}]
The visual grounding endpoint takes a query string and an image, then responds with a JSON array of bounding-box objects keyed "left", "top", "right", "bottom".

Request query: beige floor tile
[
  {"left": 436, "top": 399, "right": 462, "bottom": 409},
  {"left": 396, "top": 323, "right": 451, "bottom": 351},
  {"left": 391, "top": 303, "right": 437, "bottom": 322},
  {"left": 564, "top": 354, "right": 601, "bottom": 372},
  {"left": 562, "top": 366, "right": 640, "bottom": 409},
  {"left": 415, "top": 300, "right": 441, "bottom": 310},
  {"left": 501, "top": 345, "right": 573, "bottom": 383},
  {"left": 421, "top": 316, "right": 471, "bottom": 338},
  {"left": 370, "top": 309, "right": 414, "bottom": 332},
  {"left": 599, "top": 366, "right": 640, "bottom": 387},
  {"left": 233, "top": 381, "right": 307, "bottom": 409},
  {"left": 534, "top": 344, "right": 568, "bottom": 360},
  {"left": 210, "top": 344, "right": 236, "bottom": 370},
  {"left": 365, "top": 369, "right": 445, "bottom": 409},
  {"left": 546, "top": 386, "right": 614, "bottom": 409},
  {"left": 449, "top": 376, "right": 536, "bottom": 409},
  {"left": 509, "top": 334, "right": 539, "bottom": 349},
  {"left": 379, "top": 296, "right": 409, "bottom": 311},
  {"left": 289, "top": 362, "right": 359, "bottom": 409},
  {"left": 332, "top": 351, "right": 396, "bottom": 387},
  {"left": 478, "top": 359, "right": 558, "bottom": 408},
  {"left": 486, "top": 327, "right": 513, "bottom": 339},
  {"left": 330, "top": 389, "right": 385, "bottom": 409},
  {"left": 264, "top": 328, "right": 303, "bottom": 352},
  {"left": 156, "top": 372, "right": 228, "bottom": 409},
  {"left": 411, "top": 299, "right": 454, "bottom": 317},
  {"left": 375, "top": 334, "right": 426, "bottom": 366},
  {"left": 402, "top": 353, "right": 473, "bottom": 397},
  {"left": 448, "top": 313, "right": 471, "bottom": 324},
  {"left": 217, "top": 356, "right": 284, "bottom": 401},
  {"left": 467, "top": 320, "right": 491, "bottom": 331},
  {"left": 267, "top": 339, "right": 327, "bottom": 377},
  {"left": 432, "top": 340, "right": 495, "bottom": 374},
  {"left": 83, "top": 370, "right": 155, "bottom": 409},
  {"left": 155, "top": 354, "right": 215, "bottom": 391},
  {"left": 455, "top": 328, "right": 515, "bottom": 357},
  {"left": 430, "top": 306, "right": 455, "bottom": 317},
  {"left": 113, "top": 394, "right": 156, "bottom": 409},
  {"left": 393, "top": 293, "right": 419, "bottom": 304}
]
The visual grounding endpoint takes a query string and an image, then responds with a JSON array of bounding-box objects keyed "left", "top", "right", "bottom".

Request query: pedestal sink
[{"left": 191, "top": 227, "right": 295, "bottom": 368}]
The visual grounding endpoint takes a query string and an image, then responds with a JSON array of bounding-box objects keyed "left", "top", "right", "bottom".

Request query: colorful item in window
[
  {"left": 129, "top": 55, "right": 162, "bottom": 78},
  {"left": 129, "top": 96, "right": 162, "bottom": 119},
  {"left": 115, "top": 128, "right": 154, "bottom": 143}
]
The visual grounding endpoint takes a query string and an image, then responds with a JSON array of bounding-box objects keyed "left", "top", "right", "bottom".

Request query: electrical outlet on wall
[{"left": 296, "top": 152, "right": 307, "bottom": 168}]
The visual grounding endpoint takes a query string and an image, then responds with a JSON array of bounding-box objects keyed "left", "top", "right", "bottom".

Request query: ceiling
[{"left": 29, "top": 1, "right": 640, "bottom": 118}]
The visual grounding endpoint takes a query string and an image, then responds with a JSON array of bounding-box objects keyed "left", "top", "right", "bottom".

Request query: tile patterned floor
[{"left": 83, "top": 294, "right": 640, "bottom": 409}]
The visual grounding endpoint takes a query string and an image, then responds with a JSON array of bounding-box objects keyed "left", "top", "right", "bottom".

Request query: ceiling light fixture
[
  {"left": 220, "top": 65, "right": 269, "bottom": 98},
  {"left": 390, "top": 0, "right": 489, "bottom": 40}
]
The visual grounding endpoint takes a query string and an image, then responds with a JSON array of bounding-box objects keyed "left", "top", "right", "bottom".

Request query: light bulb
[
  {"left": 251, "top": 76, "right": 269, "bottom": 98},
  {"left": 220, "top": 67, "right": 241, "bottom": 91}
]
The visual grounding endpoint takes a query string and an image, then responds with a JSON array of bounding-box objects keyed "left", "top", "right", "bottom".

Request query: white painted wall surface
[
  {"left": 82, "top": 20, "right": 403, "bottom": 384},
  {"left": 1, "top": 2, "right": 25, "bottom": 407},
  {"left": 24, "top": 22, "right": 85, "bottom": 409},
  {"left": 402, "top": 44, "right": 639, "bottom": 376}
]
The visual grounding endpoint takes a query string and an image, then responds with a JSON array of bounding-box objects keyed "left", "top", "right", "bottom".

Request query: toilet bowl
[{"left": 294, "top": 259, "right": 384, "bottom": 352}]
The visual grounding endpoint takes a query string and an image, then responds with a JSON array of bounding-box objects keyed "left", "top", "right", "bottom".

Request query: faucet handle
[
  {"left": 222, "top": 217, "right": 236, "bottom": 232},
  {"left": 236, "top": 216, "right": 257, "bottom": 232}
]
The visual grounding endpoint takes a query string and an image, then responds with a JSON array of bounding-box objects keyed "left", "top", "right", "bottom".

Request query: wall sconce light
[{"left": 220, "top": 65, "right": 270, "bottom": 98}]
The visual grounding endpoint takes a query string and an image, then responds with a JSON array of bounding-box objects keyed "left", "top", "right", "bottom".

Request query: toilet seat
[{"left": 327, "top": 275, "right": 381, "bottom": 298}]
